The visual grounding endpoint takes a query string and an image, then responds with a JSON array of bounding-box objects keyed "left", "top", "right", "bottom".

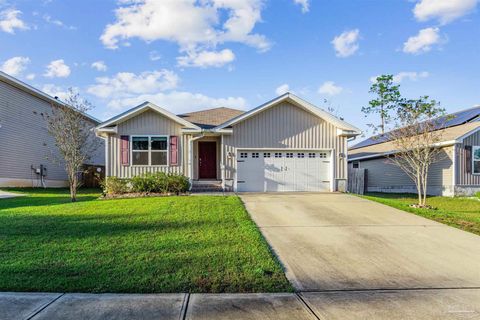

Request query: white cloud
[
  {"left": 413, "top": 0, "right": 478, "bottom": 24},
  {"left": 91, "top": 61, "right": 107, "bottom": 72},
  {"left": 42, "top": 84, "right": 77, "bottom": 101},
  {"left": 403, "top": 27, "right": 442, "bottom": 54},
  {"left": 149, "top": 51, "right": 161, "bottom": 61},
  {"left": 275, "top": 84, "right": 290, "bottom": 95},
  {"left": 293, "top": 0, "right": 310, "bottom": 13},
  {"left": 26, "top": 73, "right": 35, "bottom": 80},
  {"left": 100, "top": 0, "right": 270, "bottom": 67},
  {"left": 105, "top": 91, "right": 247, "bottom": 115},
  {"left": 177, "top": 49, "right": 235, "bottom": 68},
  {"left": 370, "top": 71, "right": 430, "bottom": 83},
  {"left": 331, "top": 29, "right": 360, "bottom": 58},
  {"left": 44, "top": 59, "right": 71, "bottom": 78},
  {"left": 43, "top": 14, "right": 76, "bottom": 30},
  {"left": 318, "top": 81, "right": 343, "bottom": 96},
  {"left": 0, "top": 56, "right": 30, "bottom": 76},
  {"left": 393, "top": 71, "right": 429, "bottom": 83},
  {"left": 0, "top": 8, "right": 28, "bottom": 33},
  {"left": 87, "top": 70, "right": 179, "bottom": 99}
]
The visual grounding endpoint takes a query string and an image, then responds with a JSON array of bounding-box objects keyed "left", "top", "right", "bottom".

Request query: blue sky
[{"left": 1, "top": 0, "right": 479, "bottom": 135}]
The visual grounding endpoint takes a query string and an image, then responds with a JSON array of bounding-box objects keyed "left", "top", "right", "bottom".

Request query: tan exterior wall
[
  {"left": 222, "top": 101, "right": 348, "bottom": 190},
  {"left": 106, "top": 109, "right": 190, "bottom": 178},
  {"left": 455, "top": 130, "right": 480, "bottom": 186},
  {"left": 350, "top": 147, "right": 454, "bottom": 196}
]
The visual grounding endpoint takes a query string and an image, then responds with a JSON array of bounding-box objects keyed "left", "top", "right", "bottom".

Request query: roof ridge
[{"left": 178, "top": 106, "right": 245, "bottom": 116}]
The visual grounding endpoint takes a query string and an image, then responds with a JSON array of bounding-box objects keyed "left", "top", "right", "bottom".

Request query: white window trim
[
  {"left": 131, "top": 135, "right": 169, "bottom": 167},
  {"left": 473, "top": 146, "right": 480, "bottom": 175}
]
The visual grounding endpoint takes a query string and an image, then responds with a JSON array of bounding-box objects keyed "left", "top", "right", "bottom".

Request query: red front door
[{"left": 198, "top": 142, "right": 217, "bottom": 179}]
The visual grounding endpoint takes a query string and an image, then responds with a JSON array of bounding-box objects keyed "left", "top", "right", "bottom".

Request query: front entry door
[{"left": 198, "top": 142, "right": 217, "bottom": 179}]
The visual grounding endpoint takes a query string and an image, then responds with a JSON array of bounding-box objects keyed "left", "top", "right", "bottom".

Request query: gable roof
[
  {"left": 0, "top": 71, "right": 101, "bottom": 124},
  {"left": 349, "top": 121, "right": 480, "bottom": 161},
  {"left": 178, "top": 107, "right": 245, "bottom": 129},
  {"left": 96, "top": 101, "right": 201, "bottom": 130},
  {"left": 350, "top": 105, "right": 480, "bottom": 150},
  {"left": 214, "top": 93, "right": 361, "bottom": 134}
]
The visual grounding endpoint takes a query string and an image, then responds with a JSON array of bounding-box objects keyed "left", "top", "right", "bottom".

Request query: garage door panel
[{"left": 237, "top": 150, "right": 331, "bottom": 192}]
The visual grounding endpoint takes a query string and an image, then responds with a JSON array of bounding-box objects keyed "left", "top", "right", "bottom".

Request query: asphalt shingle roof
[{"left": 177, "top": 107, "right": 245, "bottom": 129}]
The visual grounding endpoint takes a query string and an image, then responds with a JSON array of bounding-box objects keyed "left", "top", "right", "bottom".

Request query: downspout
[
  {"left": 220, "top": 134, "right": 225, "bottom": 190},
  {"left": 189, "top": 134, "right": 204, "bottom": 190}
]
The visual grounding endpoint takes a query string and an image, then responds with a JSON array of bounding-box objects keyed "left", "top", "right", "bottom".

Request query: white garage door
[{"left": 236, "top": 150, "right": 332, "bottom": 192}]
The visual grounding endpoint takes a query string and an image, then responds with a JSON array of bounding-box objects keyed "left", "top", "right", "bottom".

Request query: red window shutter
[
  {"left": 170, "top": 136, "right": 178, "bottom": 166},
  {"left": 465, "top": 145, "right": 472, "bottom": 174},
  {"left": 120, "top": 135, "right": 129, "bottom": 166}
]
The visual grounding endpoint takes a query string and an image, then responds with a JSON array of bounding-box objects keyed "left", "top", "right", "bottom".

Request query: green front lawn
[
  {"left": 0, "top": 188, "right": 291, "bottom": 293},
  {"left": 362, "top": 193, "right": 480, "bottom": 236}
]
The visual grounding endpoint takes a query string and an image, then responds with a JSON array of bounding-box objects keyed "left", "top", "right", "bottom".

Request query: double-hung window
[
  {"left": 474, "top": 146, "right": 480, "bottom": 174},
  {"left": 132, "top": 136, "right": 168, "bottom": 166}
]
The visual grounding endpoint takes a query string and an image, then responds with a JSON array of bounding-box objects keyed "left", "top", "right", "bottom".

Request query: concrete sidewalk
[
  {"left": 0, "top": 190, "right": 24, "bottom": 199},
  {"left": 2, "top": 289, "right": 480, "bottom": 320}
]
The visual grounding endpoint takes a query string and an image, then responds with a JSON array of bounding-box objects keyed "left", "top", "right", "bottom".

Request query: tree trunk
[{"left": 70, "top": 173, "right": 77, "bottom": 202}]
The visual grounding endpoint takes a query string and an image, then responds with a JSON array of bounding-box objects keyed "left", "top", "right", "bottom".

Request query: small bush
[
  {"left": 102, "top": 172, "right": 190, "bottom": 196},
  {"left": 101, "top": 177, "right": 130, "bottom": 195},
  {"left": 475, "top": 191, "right": 480, "bottom": 199},
  {"left": 166, "top": 173, "right": 190, "bottom": 195},
  {"left": 131, "top": 172, "right": 167, "bottom": 193}
]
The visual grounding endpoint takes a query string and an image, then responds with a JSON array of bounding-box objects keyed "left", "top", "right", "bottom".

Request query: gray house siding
[
  {"left": 349, "top": 147, "right": 454, "bottom": 196},
  {"left": 455, "top": 130, "right": 480, "bottom": 195},
  {"left": 0, "top": 79, "right": 104, "bottom": 187},
  {"left": 222, "top": 101, "right": 348, "bottom": 191},
  {"left": 106, "top": 109, "right": 190, "bottom": 178}
]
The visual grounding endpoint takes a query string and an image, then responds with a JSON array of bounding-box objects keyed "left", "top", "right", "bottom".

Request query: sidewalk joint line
[
  {"left": 180, "top": 293, "right": 191, "bottom": 320},
  {"left": 295, "top": 292, "right": 322, "bottom": 320},
  {"left": 25, "top": 293, "right": 65, "bottom": 320}
]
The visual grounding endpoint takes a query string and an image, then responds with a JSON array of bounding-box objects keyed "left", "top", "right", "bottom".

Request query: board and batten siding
[
  {"left": 0, "top": 79, "right": 104, "bottom": 186},
  {"left": 106, "top": 109, "right": 190, "bottom": 178},
  {"left": 222, "top": 101, "right": 348, "bottom": 190},
  {"left": 350, "top": 146, "right": 454, "bottom": 195},
  {"left": 455, "top": 129, "right": 480, "bottom": 186}
]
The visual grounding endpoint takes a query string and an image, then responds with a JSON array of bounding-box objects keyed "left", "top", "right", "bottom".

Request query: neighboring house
[
  {"left": 95, "top": 93, "right": 361, "bottom": 192},
  {"left": 348, "top": 107, "right": 480, "bottom": 196},
  {"left": 0, "top": 71, "right": 105, "bottom": 187}
]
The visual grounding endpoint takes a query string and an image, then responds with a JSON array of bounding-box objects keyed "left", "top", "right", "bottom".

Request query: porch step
[{"left": 191, "top": 181, "right": 224, "bottom": 193}]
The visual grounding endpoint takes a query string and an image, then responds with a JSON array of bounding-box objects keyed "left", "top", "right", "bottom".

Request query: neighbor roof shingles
[
  {"left": 349, "top": 122, "right": 480, "bottom": 160},
  {"left": 178, "top": 107, "right": 245, "bottom": 129}
]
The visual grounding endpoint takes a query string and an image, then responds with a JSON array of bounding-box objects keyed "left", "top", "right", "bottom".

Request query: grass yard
[
  {"left": 0, "top": 188, "right": 291, "bottom": 293},
  {"left": 362, "top": 193, "right": 480, "bottom": 236}
]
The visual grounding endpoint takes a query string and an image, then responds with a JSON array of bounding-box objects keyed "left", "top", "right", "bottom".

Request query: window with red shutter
[
  {"left": 170, "top": 136, "right": 178, "bottom": 166},
  {"left": 120, "top": 135, "right": 129, "bottom": 166}
]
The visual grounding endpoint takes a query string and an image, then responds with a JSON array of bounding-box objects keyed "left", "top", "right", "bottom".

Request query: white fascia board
[
  {"left": 214, "top": 93, "right": 361, "bottom": 133},
  {"left": 455, "top": 126, "right": 480, "bottom": 143},
  {"left": 0, "top": 71, "right": 101, "bottom": 124},
  {"left": 96, "top": 101, "right": 201, "bottom": 130}
]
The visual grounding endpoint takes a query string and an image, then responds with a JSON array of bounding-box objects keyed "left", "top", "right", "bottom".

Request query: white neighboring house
[
  {"left": 0, "top": 71, "right": 105, "bottom": 187},
  {"left": 348, "top": 106, "right": 480, "bottom": 196},
  {"left": 95, "top": 93, "right": 361, "bottom": 192}
]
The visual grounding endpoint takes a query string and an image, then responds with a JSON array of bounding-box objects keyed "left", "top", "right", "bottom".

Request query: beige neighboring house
[
  {"left": 0, "top": 71, "right": 105, "bottom": 187},
  {"left": 95, "top": 93, "right": 361, "bottom": 192},
  {"left": 348, "top": 107, "right": 480, "bottom": 196}
]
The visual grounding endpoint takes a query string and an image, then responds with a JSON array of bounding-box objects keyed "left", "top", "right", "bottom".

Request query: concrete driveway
[{"left": 240, "top": 193, "right": 480, "bottom": 318}]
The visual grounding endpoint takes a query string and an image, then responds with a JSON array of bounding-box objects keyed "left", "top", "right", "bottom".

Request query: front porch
[{"left": 190, "top": 135, "right": 224, "bottom": 192}]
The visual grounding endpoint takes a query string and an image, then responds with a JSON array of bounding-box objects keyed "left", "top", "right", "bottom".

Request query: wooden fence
[{"left": 348, "top": 168, "right": 366, "bottom": 195}]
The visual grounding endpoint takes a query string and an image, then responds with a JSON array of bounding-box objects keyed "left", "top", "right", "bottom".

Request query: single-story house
[
  {"left": 348, "top": 106, "right": 480, "bottom": 196},
  {"left": 95, "top": 93, "right": 361, "bottom": 192},
  {"left": 0, "top": 71, "right": 105, "bottom": 187}
]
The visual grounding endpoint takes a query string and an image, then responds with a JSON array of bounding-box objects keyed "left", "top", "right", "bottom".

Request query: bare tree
[
  {"left": 44, "top": 89, "right": 100, "bottom": 202},
  {"left": 387, "top": 96, "right": 448, "bottom": 207}
]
